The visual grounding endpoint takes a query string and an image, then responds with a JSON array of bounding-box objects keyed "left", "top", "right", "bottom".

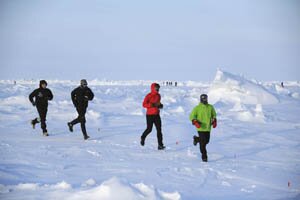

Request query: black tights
[
  {"left": 70, "top": 107, "right": 88, "bottom": 137},
  {"left": 141, "top": 115, "right": 164, "bottom": 146},
  {"left": 197, "top": 131, "right": 210, "bottom": 160},
  {"left": 33, "top": 106, "right": 48, "bottom": 133}
]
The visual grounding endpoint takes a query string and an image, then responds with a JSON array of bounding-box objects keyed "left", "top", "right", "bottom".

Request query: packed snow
[{"left": 0, "top": 70, "right": 299, "bottom": 200}]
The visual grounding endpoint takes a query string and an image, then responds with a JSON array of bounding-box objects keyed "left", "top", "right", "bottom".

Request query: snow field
[{"left": 0, "top": 70, "right": 299, "bottom": 199}]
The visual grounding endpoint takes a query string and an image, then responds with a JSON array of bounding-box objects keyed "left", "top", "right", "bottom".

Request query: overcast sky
[{"left": 0, "top": 0, "right": 299, "bottom": 81}]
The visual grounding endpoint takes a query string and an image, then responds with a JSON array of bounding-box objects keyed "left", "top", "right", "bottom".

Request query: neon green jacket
[{"left": 189, "top": 103, "right": 217, "bottom": 132}]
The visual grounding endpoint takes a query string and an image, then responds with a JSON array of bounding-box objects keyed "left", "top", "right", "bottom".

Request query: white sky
[{"left": 0, "top": 0, "right": 299, "bottom": 81}]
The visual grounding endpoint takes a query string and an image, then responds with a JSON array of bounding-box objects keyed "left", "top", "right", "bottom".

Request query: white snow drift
[{"left": 208, "top": 69, "right": 279, "bottom": 105}]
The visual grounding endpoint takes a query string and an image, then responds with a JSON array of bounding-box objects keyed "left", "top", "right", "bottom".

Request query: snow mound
[
  {"left": 63, "top": 177, "right": 180, "bottom": 200},
  {"left": 275, "top": 84, "right": 290, "bottom": 95},
  {"left": 50, "top": 181, "right": 72, "bottom": 190},
  {"left": 231, "top": 103, "right": 266, "bottom": 123},
  {"left": 15, "top": 183, "right": 39, "bottom": 191},
  {"left": 169, "top": 106, "right": 185, "bottom": 114},
  {"left": 0, "top": 178, "right": 181, "bottom": 200},
  {"left": 81, "top": 179, "right": 97, "bottom": 187},
  {"left": 86, "top": 110, "right": 101, "bottom": 121},
  {"left": 292, "top": 92, "right": 300, "bottom": 99},
  {"left": 208, "top": 69, "right": 278, "bottom": 105}
]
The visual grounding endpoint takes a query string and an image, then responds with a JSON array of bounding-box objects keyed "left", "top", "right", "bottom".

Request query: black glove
[
  {"left": 32, "top": 101, "right": 36, "bottom": 106},
  {"left": 151, "top": 103, "right": 157, "bottom": 107},
  {"left": 158, "top": 103, "right": 163, "bottom": 109},
  {"left": 151, "top": 103, "right": 161, "bottom": 108}
]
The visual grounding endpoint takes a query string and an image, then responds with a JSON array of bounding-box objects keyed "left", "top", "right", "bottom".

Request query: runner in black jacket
[
  {"left": 29, "top": 80, "right": 53, "bottom": 136},
  {"left": 68, "top": 79, "right": 94, "bottom": 140}
]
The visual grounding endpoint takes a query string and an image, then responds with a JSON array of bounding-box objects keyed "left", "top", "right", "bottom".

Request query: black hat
[
  {"left": 200, "top": 94, "right": 208, "bottom": 104},
  {"left": 80, "top": 79, "right": 88, "bottom": 87},
  {"left": 39, "top": 80, "right": 47, "bottom": 87}
]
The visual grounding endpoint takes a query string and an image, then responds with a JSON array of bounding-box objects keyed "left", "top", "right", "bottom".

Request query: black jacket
[
  {"left": 29, "top": 88, "right": 53, "bottom": 107},
  {"left": 71, "top": 86, "right": 94, "bottom": 108}
]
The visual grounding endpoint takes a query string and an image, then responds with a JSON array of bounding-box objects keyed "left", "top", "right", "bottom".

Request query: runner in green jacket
[{"left": 189, "top": 94, "right": 217, "bottom": 162}]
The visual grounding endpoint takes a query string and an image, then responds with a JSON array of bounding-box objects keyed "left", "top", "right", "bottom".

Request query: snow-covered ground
[{"left": 0, "top": 70, "right": 299, "bottom": 200}]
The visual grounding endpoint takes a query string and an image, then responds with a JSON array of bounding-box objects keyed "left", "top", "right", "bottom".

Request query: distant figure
[
  {"left": 281, "top": 82, "right": 284, "bottom": 88},
  {"left": 190, "top": 94, "right": 217, "bottom": 162},
  {"left": 14, "top": 80, "right": 16, "bottom": 85},
  {"left": 175, "top": 82, "right": 177, "bottom": 87},
  {"left": 68, "top": 79, "right": 94, "bottom": 140},
  {"left": 140, "top": 83, "right": 165, "bottom": 150},
  {"left": 29, "top": 80, "right": 53, "bottom": 136},
  {"left": 170, "top": 82, "right": 173, "bottom": 86}
]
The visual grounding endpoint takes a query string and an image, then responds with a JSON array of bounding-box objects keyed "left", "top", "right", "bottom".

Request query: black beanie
[
  {"left": 80, "top": 79, "right": 88, "bottom": 87},
  {"left": 200, "top": 94, "right": 208, "bottom": 104},
  {"left": 39, "top": 80, "right": 47, "bottom": 87}
]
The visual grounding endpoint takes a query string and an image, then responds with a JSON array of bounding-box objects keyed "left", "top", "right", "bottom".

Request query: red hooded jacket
[{"left": 143, "top": 83, "right": 161, "bottom": 115}]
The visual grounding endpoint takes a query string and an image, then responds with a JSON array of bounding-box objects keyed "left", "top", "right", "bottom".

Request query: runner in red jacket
[{"left": 140, "top": 83, "right": 165, "bottom": 150}]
